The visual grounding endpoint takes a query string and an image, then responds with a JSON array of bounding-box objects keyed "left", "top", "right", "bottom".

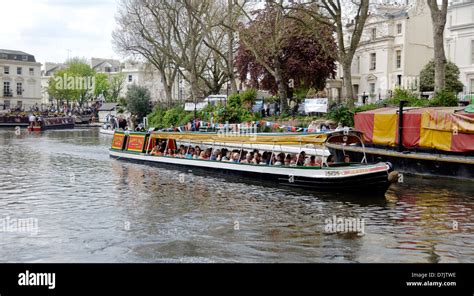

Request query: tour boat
[{"left": 109, "top": 130, "right": 398, "bottom": 196}]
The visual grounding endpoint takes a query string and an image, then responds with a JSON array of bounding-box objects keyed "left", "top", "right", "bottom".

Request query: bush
[
  {"left": 240, "top": 88, "right": 258, "bottom": 109},
  {"left": 431, "top": 90, "right": 459, "bottom": 107},
  {"left": 327, "top": 105, "right": 354, "bottom": 127},
  {"left": 384, "top": 89, "right": 430, "bottom": 107},
  {"left": 420, "top": 60, "right": 464, "bottom": 93},
  {"left": 126, "top": 85, "right": 151, "bottom": 119}
]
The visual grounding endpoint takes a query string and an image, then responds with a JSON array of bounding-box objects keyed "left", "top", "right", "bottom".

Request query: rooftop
[{"left": 0, "top": 49, "right": 36, "bottom": 63}]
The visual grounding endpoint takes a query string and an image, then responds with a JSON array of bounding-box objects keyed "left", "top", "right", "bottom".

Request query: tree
[
  {"left": 284, "top": 0, "right": 370, "bottom": 107},
  {"left": 236, "top": 3, "right": 336, "bottom": 111},
  {"left": 94, "top": 73, "right": 110, "bottom": 101},
  {"left": 427, "top": 0, "right": 449, "bottom": 92},
  {"left": 108, "top": 73, "right": 126, "bottom": 103},
  {"left": 114, "top": 0, "right": 178, "bottom": 106},
  {"left": 420, "top": 60, "right": 464, "bottom": 94},
  {"left": 47, "top": 57, "right": 96, "bottom": 107},
  {"left": 237, "top": 1, "right": 292, "bottom": 114},
  {"left": 126, "top": 84, "right": 151, "bottom": 119}
]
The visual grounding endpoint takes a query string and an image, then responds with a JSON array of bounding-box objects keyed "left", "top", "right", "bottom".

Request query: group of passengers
[{"left": 150, "top": 140, "right": 343, "bottom": 167}]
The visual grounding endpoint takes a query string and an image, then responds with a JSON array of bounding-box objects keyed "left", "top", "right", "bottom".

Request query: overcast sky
[{"left": 0, "top": 0, "right": 119, "bottom": 65}]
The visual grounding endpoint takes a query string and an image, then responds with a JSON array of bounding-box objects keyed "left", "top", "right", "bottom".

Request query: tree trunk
[
  {"left": 164, "top": 84, "right": 173, "bottom": 107},
  {"left": 433, "top": 26, "right": 447, "bottom": 92},
  {"left": 342, "top": 60, "right": 355, "bottom": 107},
  {"left": 274, "top": 58, "right": 288, "bottom": 114},
  {"left": 227, "top": 0, "right": 238, "bottom": 94},
  {"left": 428, "top": 0, "right": 448, "bottom": 92}
]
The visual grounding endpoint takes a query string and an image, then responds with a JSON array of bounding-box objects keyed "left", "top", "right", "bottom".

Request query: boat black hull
[
  {"left": 328, "top": 145, "right": 474, "bottom": 180},
  {"left": 110, "top": 154, "right": 392, "bottom": 197}
]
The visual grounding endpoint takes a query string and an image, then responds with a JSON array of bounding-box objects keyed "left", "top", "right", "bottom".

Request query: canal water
[{"left": 0, "top": 129, "right": 472, "bottom": 263}]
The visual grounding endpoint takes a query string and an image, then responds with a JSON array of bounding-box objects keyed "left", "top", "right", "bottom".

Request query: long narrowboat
[
  {"left": 109, "top": 130, "right": 398, "bottom": 196},
  {"left": 328, "top": 106, "right": 474, "bottom": 180}
]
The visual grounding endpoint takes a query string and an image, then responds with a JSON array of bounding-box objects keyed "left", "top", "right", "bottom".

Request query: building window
[
  {"left": 17, "top": 67, "right": 22, "bottom": 75},
  {"left": 22, "top": 55, "right": 28, "bottom": 61},
  {"left": 369, "top": 83, "right": 376, "bottom": 94},
  {"left": 397, "top": 23, "right": 402, "bottom": 34},
  {"left": 3, "top": 82, "right": 11, "bottom": 97},
  {"left": 4, "top": 66, "right": 9, "bottom": 75},
  {"left": 128, "top": 75, "right": 133, "bottom": 82},
  {"left": 396, "top": 50, "right": 402, "bottom": 69},
  {"left": 470, "top": 79, "right": 474, "bottom": 93},
  {"left": 105, "top": 67, "right": 111, "bottom": 73},
  {"left": 371, "top": 28, "right": 376, "bottom": 40},
  {"left": 370, "top": 53, "right": 376, "bottom": 70},
  {"left": 17, "top": 101, "right": 22, "bottom": 107},
  {"left": 0, "top": 53, "right": 7, "bottom": 59},
  {"left": 29, "top": 68, "right": 34, "bottom": 76},
  {"left": 17, "top": 83, "right": 23, "bottom": 96}
]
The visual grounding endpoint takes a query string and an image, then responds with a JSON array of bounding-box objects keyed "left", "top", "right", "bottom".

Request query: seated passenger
[
  {"left": 290, "top": 154, "right": 298, "bottom": 167},
  {"left": 185, "top": 148, "right": 195, "bottom": 159},
  {"left": 274, "top": 153, "right": 285, "bottom": 166},
  {"left": 284, "top": 154, "right": 292, "bottom": 166},
  {"left": 151, "top": 146, "right": 161, "bottom": 156},
  {"left": 297, "top": 151, "right": 306, "bottom": 166},
  {"left": 232, "top": 152, "right": 240, "bottom": 163},
  {"left": 222, "top": 151, "right": 231, "bottom": 162},
  {"left": 305, "top": 155, "right": 317, "bottom": 167},
  {"left": 199, "top": 151, "right": 208, "bottom": 160},
  {"left": 252, "top": 153, "right": 261, "bottom": 165},
  {"left": 166, "top": 149, "right": 174, "bottom": 157},
  {"left": 241, "top": 153, "right": 253, "bottom": 164},
  {"left": 344, "top": 155, "right": 351, "bottom": 163},
  {"left": 260, "top": 153, "right": 268, "bottom": 165}
]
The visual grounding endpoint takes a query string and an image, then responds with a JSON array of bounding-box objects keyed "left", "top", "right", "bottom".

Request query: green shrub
[
  {"left": 327, "top": 105, "right": 354, "bottom": 127},
  {"left": 430, "top": 90, "right": 459, "bottom": 107},
  {"left": 240, "top": 88, "right": 258, "bottom": 109}
]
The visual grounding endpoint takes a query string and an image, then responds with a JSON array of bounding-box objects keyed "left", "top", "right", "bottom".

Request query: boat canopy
[
  {"left": 355, "top": 107, "right": 474, "bottom": 153},
  {"left": 149, "top": 130, "right": 364, "bottom": 146}
]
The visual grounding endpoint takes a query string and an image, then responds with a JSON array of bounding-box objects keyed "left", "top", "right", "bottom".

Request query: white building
[
  {"left": 0, "top": 49, "right": 42, "bottom": 110},
  {"left": 90, "top": 58, "right": 122, "bottom": 74},
  {"left": 445, "top": 0, "right": 474, "bottom": 94},
  {"left": 121, "top": 61, "right": 189, "bottom": 103},
  {"left": 41, "top": 62, "right": 67, "bottom": 104},
  {"left": 329, "top": 1, "right": 434, "bottom": 104}
]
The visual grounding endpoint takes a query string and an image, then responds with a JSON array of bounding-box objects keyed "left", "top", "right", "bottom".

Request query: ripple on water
[{"left": 0, "top": 129, "right": 473, "bottom": 263}]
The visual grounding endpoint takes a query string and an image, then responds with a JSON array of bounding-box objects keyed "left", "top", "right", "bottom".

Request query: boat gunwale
[{"left": 109, "top": 148, "right": 389, "bottom": 173}]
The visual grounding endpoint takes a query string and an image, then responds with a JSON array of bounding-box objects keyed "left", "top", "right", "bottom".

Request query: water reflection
[{"left": 0, "top": 129, "right": 472, "bottom": 263}]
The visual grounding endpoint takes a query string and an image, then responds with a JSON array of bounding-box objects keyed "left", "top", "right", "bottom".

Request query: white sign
[
  {"left": 184, "top": 102, "right": 208, "bottom": 111},
  {"left": 305, "top": 98, "right": 328, "bottom": 113}
]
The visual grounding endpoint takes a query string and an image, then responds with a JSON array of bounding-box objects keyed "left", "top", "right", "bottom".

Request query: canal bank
[{"left": 0, "top": 129, "right": 472, "bottom": 263}]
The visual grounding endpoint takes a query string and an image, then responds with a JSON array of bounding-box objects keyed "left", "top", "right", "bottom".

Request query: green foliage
[
  {"left": 420, "top": 60, "right": 464, "bottom": 93},
  {"left": 126, "top": 84, "right": 151, "bottom": 119},
  {"left": 384, "top": 89, "right": 430, "bottom": 107},
  {"left": 108, "top": 73, "right": 126, "bottom": 103},
  {"left": 48, "top": 57, "right": 96, "bottom": 105},
  {"left": 162, "top": 106, "right": 185, "bottom": 127},
  {"left": 240, "top": 88, "right": 258, "bottom": 109},
  {"left": 431, "top": 90, "right": 459, "bottom": 107},
  {"left": 94, "top": 73, "right": 110, "bottom": 100},
  {"left": 148, "top": 105, "right": 167, "bottom": 129},
  {"left": 327, "top": 105, "right": 354, "bottom": 127}
]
